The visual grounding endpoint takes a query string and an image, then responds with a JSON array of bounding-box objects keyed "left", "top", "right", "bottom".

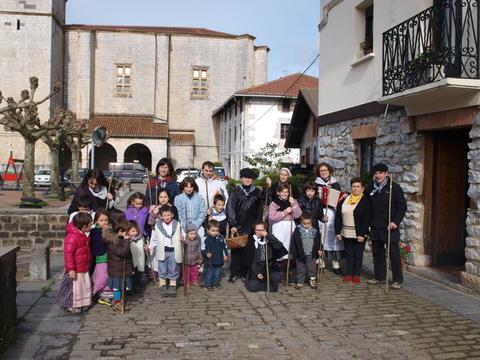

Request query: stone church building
[{"left": 0, "top": 0, "right": 269, "bottom": 170}]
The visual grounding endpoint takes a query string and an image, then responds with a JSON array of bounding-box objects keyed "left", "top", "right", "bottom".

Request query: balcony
[{"left": 380, "top": 0, "right": 480, "bottom": 115}]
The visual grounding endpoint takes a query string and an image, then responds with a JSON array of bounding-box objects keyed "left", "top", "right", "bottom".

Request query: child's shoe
[
  {"left": 214, "top": 283, "right": 222, "bottom": 288},
  {"left": 309, "top": 277, "right": 317, "bottom": 289},
  {"left": 293, "top": 283, "right": 303, "bottom": 290},
  {"left": 167, "top": 286, "right": 177, "bottom": 297},
  {"left": 352, "top": 276, "right": 361, "bottom": 285},
  {"left": 343, "top": 275, "right": 353, "bottom": 283},
  {"left": 98, "top": 297, "right": 111, "bottom": 306},
  {"left": 66, "top": 307, "right": 82, "bottom": 315},
  {"left": 206, "top": 286, "right": 214, "bottom": 291},
  {"left": 160, "top": 285, "right": 168, "bottom": 297}
]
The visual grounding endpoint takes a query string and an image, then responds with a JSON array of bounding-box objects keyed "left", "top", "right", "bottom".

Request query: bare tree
[
  {"left": 0, "top": 77, "right": 61, "bottom": 197},
  {"left": 64, "top": 114, "right": 91, "bottom": 186}
]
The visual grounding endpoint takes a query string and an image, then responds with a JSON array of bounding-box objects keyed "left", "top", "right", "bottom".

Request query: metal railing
[{"left": 383, "top": 0, "right": 479, "bottom": 96}]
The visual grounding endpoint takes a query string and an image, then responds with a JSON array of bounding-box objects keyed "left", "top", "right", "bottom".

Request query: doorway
[{"left": 425, "top": 128, "right": 469, "bottom": 269}]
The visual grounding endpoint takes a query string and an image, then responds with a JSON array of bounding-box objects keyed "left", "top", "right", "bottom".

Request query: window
[
  {"left": 361, "top": 5, "right": 374, "bottom": 55},
  {"left": 280, "top": 124, "right": 290, "bottom": 139},
  {"left": 359, "top": 138, "right": 375, "bottom": 177},
  {"left": 282, "top": 99, "right": 291, "bottom": 112},
  {"left": 115, "top": 64, "right": 132, "bottom": 97},
  {"left": 192, "top": 67, "right": 208, "bottom": 98}
]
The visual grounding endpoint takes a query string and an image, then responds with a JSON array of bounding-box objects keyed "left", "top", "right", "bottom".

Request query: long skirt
[
  {"left": 319, "top": 207, "right": 344, "bottom": 259},
  {"left": 56, "top": 272, "right": 91, "bottom": 309},
  {"left": 91, "top": 263, "right": 109, "bottom": 295},
  {"left": 271, "top": 220, "right": 296, "bottom": 260}
]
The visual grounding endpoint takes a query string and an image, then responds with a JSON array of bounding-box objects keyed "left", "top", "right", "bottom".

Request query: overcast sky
[{"left": 66, "top": 0, "right": 320, "bottom": 81}]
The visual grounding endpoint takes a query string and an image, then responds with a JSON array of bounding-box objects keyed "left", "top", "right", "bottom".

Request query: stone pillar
[
  {"left": 29, "top": 244, "right": 51, "bottom": 281},
  {"left": 463, "top": 118, "right": 480, "bottom": 291},
  {"left": 0, "top": 246, "right": 20, "bottom": 341}
]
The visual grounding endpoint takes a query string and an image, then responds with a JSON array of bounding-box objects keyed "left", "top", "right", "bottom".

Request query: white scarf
[
  {"left": 315, "top": 176, "right": 337, "bottom": 187},
  {"left": 253, "top": 235, "right": 265, "bottom": 249},
  {"left": 89, "top": 185, "right": 107, "bottom": 199}
]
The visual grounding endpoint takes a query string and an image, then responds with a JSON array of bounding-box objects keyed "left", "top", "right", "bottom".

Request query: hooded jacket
[
  {"left": 104, "top": 228, "right": 134, "bottom": 278},
  {"left": 64, "top": 222, "right": 92, "bottom": 273}
]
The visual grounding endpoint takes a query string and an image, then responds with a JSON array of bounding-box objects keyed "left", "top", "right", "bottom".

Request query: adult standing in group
[
  {"left": 334, "top": 177, "right": 371, "bottom": 284},
  {"left": 226, "top": 168, "right": 264, "bottom": 282},
  {"left": 366, "top": 163, "right": 407, "bottom": 290},
  {"left": 145, "top": 158, "right": 179, "bottom": 207},
  {"left": 195, "top": 161, "right": 229, "bottom": 210},
  {"left": 266, "top": 167, "right": 300, "bottom": 203},
  {"left": 315, "top": 162, "right": 343, "bottom": 275},
  {"left": 67, "top": 169, "right": 116, "bottom": 215}
]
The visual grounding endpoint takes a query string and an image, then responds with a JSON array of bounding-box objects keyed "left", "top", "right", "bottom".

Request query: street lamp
[{"left": 90, "top": 126, "right": 108, "bottom": 169}]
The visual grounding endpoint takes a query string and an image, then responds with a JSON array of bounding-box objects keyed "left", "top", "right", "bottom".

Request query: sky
[{"left": 66, "top": 0, "right": 320, "bottom": 81}]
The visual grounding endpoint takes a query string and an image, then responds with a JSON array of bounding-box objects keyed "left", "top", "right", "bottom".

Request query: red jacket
[{"left": 64, "top": 222, "right": 92, "bottom": 273}]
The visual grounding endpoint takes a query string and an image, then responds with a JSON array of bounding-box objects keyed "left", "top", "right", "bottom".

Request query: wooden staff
[
  {"left": 317, "top": 183, "right": 329, "bottom": 291},
  {"left": 107, "top": 170, "right": 115, "bottom": 209},
  {"left": 285, "top": 184, "right": 294, "bottom": 289},
  {"left": 121, "top": 258, "right": 126, "bottom": 314},
  {"left": 264, "top": 236, "right": 271, "bottom": 303},
  {"left": 183, "top": 237, "right": 188, "bottom": 297},
  {"left": 385, "top": 174, "right": 394, "bottom": 294},
  {"left": 145, "top": 168, "right": 152, "bottom": 208}
]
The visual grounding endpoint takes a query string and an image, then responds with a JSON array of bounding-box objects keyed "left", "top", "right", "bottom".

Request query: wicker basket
[{"left": 227, "top": 232, "right": 249, "bottom": 249}]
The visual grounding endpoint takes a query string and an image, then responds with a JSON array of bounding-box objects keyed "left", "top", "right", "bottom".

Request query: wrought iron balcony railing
[{"left": 382, "top": 0, "right": 479, "bottom": 96}]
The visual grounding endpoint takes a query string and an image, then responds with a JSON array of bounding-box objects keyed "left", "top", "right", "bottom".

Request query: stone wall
[
  {"left": 0, "top": 209, "right": 68, "bottom": 252},
  {"left": 317, "top": 109, "right": 425, "bottom": 266},
  {"left": 0, "top": 246, "right": 19, "bottom": 345}
]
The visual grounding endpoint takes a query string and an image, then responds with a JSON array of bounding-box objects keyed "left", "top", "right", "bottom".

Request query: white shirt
[{"left": 195, "top": 175, "right": 229, "bottom": 208}]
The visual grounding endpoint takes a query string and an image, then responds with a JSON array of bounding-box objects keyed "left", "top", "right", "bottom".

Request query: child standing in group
[
  {"left": 105, "top": 217, "right": 133, "bottom": 309},
  {"left": 68, "top": 195, "right": 95, "bottom": 223},
  {"left": 149, "top": 205, "right": 185, "bottom": 297},
  {"left": 56, "top": 213, "right": 93, "bottom": 314},
  {"left": 148, "top": 189, "right": 179, "bottom": 225},
  {"left": 90, "top": 208, "right": 111, "bottom": 305},
  {"left": 291, "top": 213, "right": 322, "bottom": 289},
  {"left": 184, "top": 223, "right": 203, "bottom": 288},
  {"left": 205, "top": 220, "right": 228, "bottom": 291},
  {"left": 268, "top": 184, "right": 302, "bottom": 281},
  {"left": 208, "top": 194, "right": 227, "bottom": 237},
  {"left": 174, "top": 177, "right": 207, "bottom": 236},
  {"left": 297, "top": 182, "right": 324, "bottom": 231},
  {"left": 125, "top": 192, "right": 149, "bottom": 237},
  {"left": 128, "top": 220, "right": 146, "bottom": 293}
]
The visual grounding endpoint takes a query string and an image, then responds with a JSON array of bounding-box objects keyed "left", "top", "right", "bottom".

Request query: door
[{"left": 430, "top": 129, "right": 469, "bottom": 267}]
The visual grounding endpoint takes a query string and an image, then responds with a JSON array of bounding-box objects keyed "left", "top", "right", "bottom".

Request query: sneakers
[
  {"left": 214, "top": 283, "right": 222, "bottom": 288},
  {"left": 309, "top": 277, "right": 317, "bottom": 289},
  {"left": 352, "top": 276, "right": 361, "bottom": 285},
  {"left": 390, "top": 282, "right": 403, "bottom": 290},
  {"left": 166, "top": 286, "right": 177, "bottom": 297},
  {"left": 293, "top": 283, "right": 303, "bottom": 290},
  {"left": 66, "top": 307, "right": 82, "bottom": 315},
  {"left": 98, "top": 297, "right": 112, "bottom": 306},
  {"left": 343, "top": 275, "right": 353, "bottom": 283},
  {"left": 367, "top": 279, "right": 385, "bottom": 285},
  {"left": 159, "top": 285, "right": 168, "bottom": 297}
]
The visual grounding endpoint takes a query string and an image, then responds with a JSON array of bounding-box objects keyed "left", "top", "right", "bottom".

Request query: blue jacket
[
  {"left": 174, "top": 192, "right": 207, "bottom": 230},
  {"left": 205, "top": 234, "right": 227, "bottom": 266}
]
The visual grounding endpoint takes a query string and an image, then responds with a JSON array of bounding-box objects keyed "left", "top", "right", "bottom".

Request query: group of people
[{"left": 56, "top": 158, "right": 407, "bottom": 314}]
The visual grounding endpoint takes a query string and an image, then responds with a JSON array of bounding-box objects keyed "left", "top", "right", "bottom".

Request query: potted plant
[{"left": 399, "top": 240, "right": 413, "bottom": 269}]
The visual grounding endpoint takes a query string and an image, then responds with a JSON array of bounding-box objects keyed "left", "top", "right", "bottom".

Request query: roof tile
[
  {"left": 90, "top": 115, "right": 168, "bottom": 138},
  {"left": 237, "top": 73, "right": 318, "bottom": 97}
]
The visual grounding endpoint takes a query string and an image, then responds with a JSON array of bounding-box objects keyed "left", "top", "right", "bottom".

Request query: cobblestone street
[{"left": 62, "top": 271, "right": 480, "bottom": 360}]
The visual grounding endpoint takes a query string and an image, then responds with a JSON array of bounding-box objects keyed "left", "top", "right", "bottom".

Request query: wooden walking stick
[
  {"left": 264, "top": 236, "right": 271, "bottom": 303},
  {"left": 385, "top": 174, "right": 394, "bottom": 294},
  {"left": 183, "top": 239, "right": 188, "bottom": 297},
  {"left": 285, "top": 184, "right": 294, "bottom": 289},
  {"left": 121, "top": 258, "right": 126, "bottom": 315},
  {"left": 317, "top": 183, "right": 329, "bottom": 291},
  {"left": 145, "top": 168, "right": 152, "bottom": 208}
]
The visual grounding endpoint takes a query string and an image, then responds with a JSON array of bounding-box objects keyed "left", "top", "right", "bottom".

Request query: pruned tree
[
  {"left": 244, "top": 142, "right": 291, "bottom": 176},
  {"left": 0, "top": 77, "right": 61, "bottom": 197},
  {"left": 63, "top": 114, "right": 90, "bottom": 185}
]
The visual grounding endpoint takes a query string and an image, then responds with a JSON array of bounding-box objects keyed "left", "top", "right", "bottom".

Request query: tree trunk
[
  {"left": 71, "top": 147, "right": 80, "bottom": 185},
  {"left": 49, "top": 145, "right": 59, "bottom": 198},
  {"left": 23, "top": 139, "right": 36, "bottom": 197}
]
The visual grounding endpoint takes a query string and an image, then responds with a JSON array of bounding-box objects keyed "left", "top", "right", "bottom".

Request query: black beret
[
  {"left": 372, "top": 163, "right": 389, "bottom": 172},
  {"left": 239, "top": 168, "right": 257, "bottom": 179}
]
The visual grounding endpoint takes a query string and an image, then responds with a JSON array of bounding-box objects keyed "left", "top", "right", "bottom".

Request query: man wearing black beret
[
  {"left": 226, "top": 168, "right": 264, "bottom": 282},
  {"left": 365, "top": 163, "right": 407, "bottom": 289}
]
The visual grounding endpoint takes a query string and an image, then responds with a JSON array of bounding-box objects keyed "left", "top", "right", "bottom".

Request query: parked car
[
  {"left": 175, "top": 168, "right": 199, "bottom": 183},
  {"left": 109, "top": 162, "right": 146, "bottom": 184},
  {"left": 213, "top": 166, "right": 229, "bottom": 187},
  {"left": 34, "top": 169, "right": 51, "bottom": 187}
]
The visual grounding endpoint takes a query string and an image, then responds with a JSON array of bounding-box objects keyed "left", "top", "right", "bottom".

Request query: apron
[
  {"left": 319, "top": 207, "right": 344, "bottom": 252},
  {"left": 271, "top": 220, "right": 296, "bottom": 260}
]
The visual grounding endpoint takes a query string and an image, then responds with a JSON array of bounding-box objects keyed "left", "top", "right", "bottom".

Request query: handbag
[{"left": 227, "top": 230, "right": 249, "bottom": 249}]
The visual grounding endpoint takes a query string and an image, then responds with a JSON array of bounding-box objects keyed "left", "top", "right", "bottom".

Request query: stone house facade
[
  {"left": 0, "top": 0, "right": 269, "bottom": 170},
  {"left": 212, "top": 74, "right": 317, "bottom": 178},
  {"left": 287, "top": 0, "right": 480, "bottom": 291}
]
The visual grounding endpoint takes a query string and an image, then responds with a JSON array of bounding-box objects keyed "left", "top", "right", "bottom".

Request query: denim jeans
[{"left": 205, "top": 265, "right": 222, "bottom": 287}]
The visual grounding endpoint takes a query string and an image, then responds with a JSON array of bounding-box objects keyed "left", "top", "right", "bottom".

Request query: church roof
[
  {"left": 236, "top": 73, "right": 318, "bottom": 97},
  {"left": 90, "top": 115, "right": 168, "bottom": 139},
  {"left": 65, "top": 24, "right": 254, "bottom": 39}
]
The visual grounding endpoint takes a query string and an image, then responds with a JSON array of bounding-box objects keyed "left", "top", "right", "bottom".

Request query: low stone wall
[
  {"left": 0, "top": 246, "right": 19, "bottom": 345},
  {"left": 0, "top": 209, "right": 68, "bottom": 252}
]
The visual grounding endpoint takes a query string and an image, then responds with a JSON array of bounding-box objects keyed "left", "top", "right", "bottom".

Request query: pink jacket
[
  {"left": 63, "top": 222, "right": 92, "bottom": 273},
  {"left": 268, "top": 200, "right": 302, "bottom": 224}
]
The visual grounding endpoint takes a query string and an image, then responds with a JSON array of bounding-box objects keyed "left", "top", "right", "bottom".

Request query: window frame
[
  {"left": 191, "top": 66, "right": 209, "bottom": 99},
  {"left": 280, "top": 123, "right": 290, "bottom": 139},
  {"left": 359, "top": 138, "right": 375, "bottom": 178},
  {"left": 114, "top": 64, "right": 133, "bottom": 97}
]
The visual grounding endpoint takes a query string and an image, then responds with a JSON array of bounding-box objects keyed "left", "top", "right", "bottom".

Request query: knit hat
[
  {"left": 239, "top": 168, "right": 258, "bottom": 179},
  {"left": 185, "top": 223, "right": 197, "bottom": 233},
  {"left": 279, "top": 167, "right": 292, "bottom": 177},
  {"left": 372, "top": 163, "right": 389, "bottom": 173}
]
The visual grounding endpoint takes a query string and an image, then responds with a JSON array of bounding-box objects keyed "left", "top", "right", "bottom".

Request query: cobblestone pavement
[{"left": 62, "top": 271, "right": 480, "bottom": 360}]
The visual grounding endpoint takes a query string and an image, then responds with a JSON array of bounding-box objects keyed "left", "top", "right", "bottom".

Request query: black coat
[
  {"left": 334, "top": 195, "right": 371, "bottom": 238},
  {"left": 67, "top": 185, "right": 116, "bottom": 215},
  {"left": 290, "top": 226, "right": 322, "bottom": 262},
  {"left": 297, "top": 195, "right": 324, "bottom": 229},
  {"left": 365, "top": 179, "right": 407, "bottom": 229},
  {"left": 243, "top": 234, "right": 288, "bottom": 278},
  {"left": 226, "top": 185, "right": 264, "bottom": 235}
]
